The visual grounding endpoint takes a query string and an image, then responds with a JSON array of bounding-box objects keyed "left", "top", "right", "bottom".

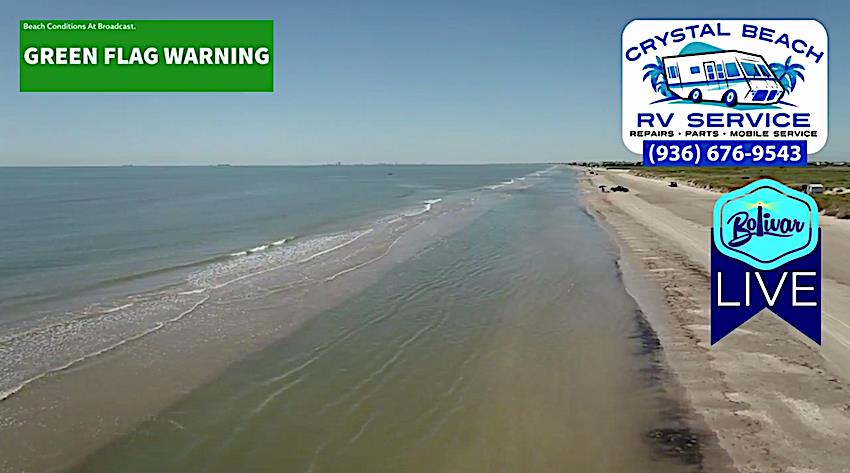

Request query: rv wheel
[
  {"left": 722, "top": 90, "right": 738, "bottom": 107},
  {"left": 688, "top": 89, "right": 702, "bottom": 103}
]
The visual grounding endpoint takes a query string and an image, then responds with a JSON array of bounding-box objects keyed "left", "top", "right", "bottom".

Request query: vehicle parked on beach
[
  {"left": 662, "top": 50, "right": 785, "bottom": 106},
  {"left": 806, "top": 183, "right": 824, "bottom": 195}
]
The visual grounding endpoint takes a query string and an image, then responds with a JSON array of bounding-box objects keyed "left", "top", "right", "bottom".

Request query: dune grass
[{"left": 633, "top": 166, "right": 850, "bottom": 218}]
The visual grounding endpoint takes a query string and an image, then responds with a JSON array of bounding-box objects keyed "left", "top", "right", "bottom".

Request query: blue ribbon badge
[{"left": 711, "top": 179, "right": 821, "bottom": 344}]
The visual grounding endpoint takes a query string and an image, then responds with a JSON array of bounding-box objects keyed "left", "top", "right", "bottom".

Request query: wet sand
[{"left": 580, "top": 169, "right": 850, "bottom": 473}]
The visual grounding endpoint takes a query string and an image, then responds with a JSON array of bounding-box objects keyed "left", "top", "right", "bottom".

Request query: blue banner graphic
[
  {"left": 711, "top": 232, "right": 821, "bottom": 344},
  {"left": 643, "top": 140, "right": 807, "bottom": 167},
  {"left": 710, "top": 179, "right": 821, "bottom": 344}
]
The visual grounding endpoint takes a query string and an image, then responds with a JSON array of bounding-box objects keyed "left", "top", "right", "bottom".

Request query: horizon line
[{"left": 0, "top": 162, "right": 562, "bottom": 168}]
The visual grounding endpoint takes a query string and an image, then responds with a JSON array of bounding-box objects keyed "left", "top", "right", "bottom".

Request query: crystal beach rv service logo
[
  {"left": 622, "top": 20, "right": 828, "bottom": 167},
  {"left": 711, "top": 179, "right": 821, "bottom": 344}
]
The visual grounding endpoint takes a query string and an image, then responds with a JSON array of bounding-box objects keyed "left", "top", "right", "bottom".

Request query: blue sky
[{"left": 1, "top": 0, "right": 847, "bottom": 165}]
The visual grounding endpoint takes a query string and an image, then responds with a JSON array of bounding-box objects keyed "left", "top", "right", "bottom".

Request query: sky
[{"left": 1, "top": 0, "right": 848, "bottom": 165}]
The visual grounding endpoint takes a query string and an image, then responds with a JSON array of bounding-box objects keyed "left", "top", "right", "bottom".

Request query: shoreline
[
  {"left": 0, "top": 192, "right": 504, "bottom": 473},
  {"left": 577, "top": 168, "right": 850, "bottom": 473}
]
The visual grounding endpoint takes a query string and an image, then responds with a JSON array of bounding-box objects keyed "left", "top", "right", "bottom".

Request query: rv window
[
  {"left": 690, "top": 66, "right": 700, "bottom": 74},
  {"left": 716, "top": 64, "right": 725, "bottom": 79},
  {"left": 758, "top": 64, "right": 771, "bottom": 77},
  {"left": 725, "top": 63, "right": 740, "bottom": 77},
  {"left": 667, "top": 66, "right": 678, "bottom": 79},
  {"left": 742, "top": 62, "right": 759, "bottom": 77}
]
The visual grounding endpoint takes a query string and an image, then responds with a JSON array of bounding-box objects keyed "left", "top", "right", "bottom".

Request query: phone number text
[{"left": 642, "top": 140, "right": 807, "bottom": 167}]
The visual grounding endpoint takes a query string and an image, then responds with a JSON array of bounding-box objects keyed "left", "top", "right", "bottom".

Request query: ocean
[
  {"left": 1, "top": 165, "right": 700, "bottom": 472},
  {"left": 0, "top": 165, "right": 536, "bottom": 399}
]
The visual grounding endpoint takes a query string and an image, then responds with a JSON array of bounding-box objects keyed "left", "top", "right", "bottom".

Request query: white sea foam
[
  {"left": 484, "top": 171, "right": 552, "bottom": 190},
  {"left": 326, "top": 234, "right": 404, "bottom": 282},
  {"left": 228, "top": 237, "right": 288, "bottom": 258},
  {"left": 404, "top": 198, "right": 442, "bottom": 217},
  {"left": 484, "top": 178, "right": 516, "bottom": 190},
  {"left": 298, "top": 230, "right": 373, "bottom": 264},
  {"left": 0, "top": 295, "right": 210, "bottom": 402},
  {"left": 178, "top": 288, "right": 207, "bottom": 295},
  {"left": 0, "top": 228, "right": 383, "bottom": 402},
  {"left": 101, "top": 303, "right": 135, "bottom": 314}
]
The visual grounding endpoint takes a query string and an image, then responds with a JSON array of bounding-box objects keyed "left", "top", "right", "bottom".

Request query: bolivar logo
[
  {"left": 714, "top": 179, "right": 818, "bottom": 269},
  {"left": 711, "top": 179, "right": 821, "bottom": 344},
  {"left": 622, "top": 20, "right": 828, "bottom": 166}
]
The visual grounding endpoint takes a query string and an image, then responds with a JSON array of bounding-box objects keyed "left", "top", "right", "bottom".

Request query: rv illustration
[{"left": 661, "top": 50, "right": 785, "bottom": 106}]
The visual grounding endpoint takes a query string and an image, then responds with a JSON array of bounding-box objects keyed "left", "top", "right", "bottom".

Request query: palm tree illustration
[
  {"left": 642, "top": 56, "right": 672, "bottom": 97},
  {"left": 769, "top": 56, "right": 805, "bottom": 94}
]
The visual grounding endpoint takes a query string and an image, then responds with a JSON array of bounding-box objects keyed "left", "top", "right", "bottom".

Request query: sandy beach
[{"left": 580, "top": 168, "right": 850, "bottom": 473}]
